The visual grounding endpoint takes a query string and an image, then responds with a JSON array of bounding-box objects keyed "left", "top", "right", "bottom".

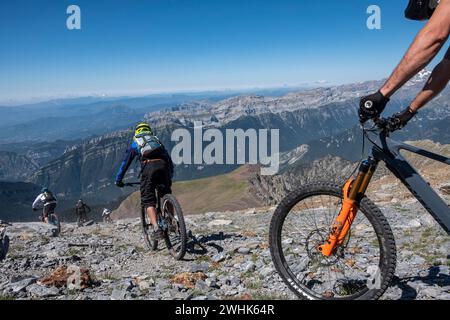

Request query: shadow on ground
[
  {"left": 392, "top": 266, "right": 450, "bottom": 300},
  {"left": 184, "top": 231, "right": 235, "bottom": 261}
]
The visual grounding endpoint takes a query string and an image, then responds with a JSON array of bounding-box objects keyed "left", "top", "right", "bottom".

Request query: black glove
[
  {"left": 32, "top": 208, "right": 38, "bottom": 212},
  {"left": 115, "top": 181, "right": 125, "bottom": 188},
  {"left": 385, "top": 107, "right": 417, "bottom": 132},
  {"left": 359, "top": 91, "right": 390, "bottom": 123}
]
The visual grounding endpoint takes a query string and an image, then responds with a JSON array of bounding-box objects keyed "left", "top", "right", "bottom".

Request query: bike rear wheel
[
  {"left": 48, "top": 214, "right": 61, "bottom": 236},
  {"left": 161, "top": 194, "right": 187, "bottom": 260},
  {"left": 269, "top": 182, "right": 396, "bottom": 300},
  {"left": 141, "top": 207, "right": 158, "bottom": 251}
]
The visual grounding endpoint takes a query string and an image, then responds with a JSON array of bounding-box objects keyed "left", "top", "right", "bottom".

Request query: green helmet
[{"left": 135, "top": 122, "right": 152, "bottom": 135}]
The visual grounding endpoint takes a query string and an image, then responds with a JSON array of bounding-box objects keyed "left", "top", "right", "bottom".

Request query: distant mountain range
[{"left": 0, "top": 87, "right": 307, "bottom": 144}]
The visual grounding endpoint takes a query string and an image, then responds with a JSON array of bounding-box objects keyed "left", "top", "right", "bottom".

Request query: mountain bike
[
  {"left": 0, "top": 220, "right": 11, "bottom": 261},
  {"left": 125, "top": 182, "right": 187, "bottom": 260},
  {"left": 37, "top": 210, "right": 61, "bottom": 236},
  {"left": 103, "top": 215, "right": 113, "bottom": 223},
  {"left": 269, "top": 117, "right": 450, "bottom": 300}
]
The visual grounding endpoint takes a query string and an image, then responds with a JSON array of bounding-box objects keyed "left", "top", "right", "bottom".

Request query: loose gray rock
[
  {"left": 189, "top": 263, "right": 209, "bottom": 273},
  {"left": 205, "top": 278, "right": 217, "bottom": 288},
  {"left": 225, "top": 276, "right": 241, "bottom": 288},
  {"left": 7, "top": 277, "right": 37, "bottom": 293},
  {"left": 237, "top": 247, "right": 251, "bottom": 255},
  {"left": 259, "top": 266, "right": 275, "bottom": 277},
  {"left": 27, "top": 284, "right": 60, "bottom": 298},
  {"left": 212, "top": 253, "right": 226, "bottom": 263},
  {"left": 207, "top": 220, "right": 233, "bottom": 227},
  {"left": 138, "top": 281, "right": 151, "bottom": 291},
  {"left": 111, "top": 288, "right": 127, "bottom": 300},
  {"left": 243, "top": 262, "right": 256, "bottom": 273}
]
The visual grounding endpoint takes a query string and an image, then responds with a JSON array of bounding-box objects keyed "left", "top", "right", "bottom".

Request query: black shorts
[
  {"left": 140, "top": 160, "right": 172, "bottom": 208},
  {"left": 43, "top": 203, "right": 56, "bottom": 217}
]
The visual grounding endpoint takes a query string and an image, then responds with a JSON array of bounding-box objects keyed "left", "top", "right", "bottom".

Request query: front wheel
[
  {"left": 161, "top": 194, "right": 187, "bottom": 260},
  {"left": 269, "top": 183, "right": 396, "bottom": 300}
]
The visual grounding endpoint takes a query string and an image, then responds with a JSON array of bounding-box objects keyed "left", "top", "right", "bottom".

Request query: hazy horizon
[{"left": 2, "top": 0, "right": 445, "bottom": 105}]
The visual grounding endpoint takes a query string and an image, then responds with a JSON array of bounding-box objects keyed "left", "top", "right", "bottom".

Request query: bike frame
[
  {"left": 319, "top": 128, "right": 450, "bottom": 257},
  {"left": 370, "top": 130, "right": 450, "bottom": 234}
]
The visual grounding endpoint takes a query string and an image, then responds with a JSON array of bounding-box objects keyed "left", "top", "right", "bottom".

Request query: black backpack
[
  {"left": 405, "top": 0, "right": 439, "bottom": 21},
  {"left": 43, "top": 191, "right": 56, "bottom": 203}
]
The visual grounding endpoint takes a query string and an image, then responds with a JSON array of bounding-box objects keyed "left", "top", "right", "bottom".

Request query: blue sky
[{"left": 0, "top": 0, "right": 443, "bottom": 104}]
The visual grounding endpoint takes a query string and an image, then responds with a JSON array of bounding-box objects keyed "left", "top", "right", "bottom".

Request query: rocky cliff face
[
  {"left": 29, "top": 132, "right": 132, "bottom": 207},
  {"left": 0, "top": 181, "right": 41, "bottom": 221},
  {"left": 0, "top": 140, "right": 79, "bottom": 168},
  {"left": 249, "top": 156, "right": 356, "bottom": 204},
  {"left": 0, "top": 151, "right": 38, "bottom": 181}
]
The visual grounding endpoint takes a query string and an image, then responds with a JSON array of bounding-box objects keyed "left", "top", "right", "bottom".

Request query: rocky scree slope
[{"left": 0, "top": 205, "right": 448, "bottom": 300}]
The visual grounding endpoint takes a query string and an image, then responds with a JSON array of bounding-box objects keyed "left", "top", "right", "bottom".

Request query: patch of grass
[
  {"left": 134, "top": 245, "right": 147, "bottom": 254},
  {"left": 245, "top": 279, "right": 262, "bottom": 290},
  {"left": 403, "top": 230, "right": 413, "bottom": 237},
  {"left": 67, "top": 247, "right": 81, "bottom": 256},
  {"left": 100, "top": 272, "right": 120, "bottom": 281},
  {"left": 392, "top": 204, "right": 409, "bottom": 213},
  {"left": 421, "top": 227, "right": 434, "bottom": 239},
  {"left": 172, "top": 166, "right": 260, "bottom": 214},
  {"left": 90, "top": 227, "right": 103, "bottom": 236},
  {"left": 40, "top": 236, "right": 50, "bottom": 245},
  {"left": 189, "top": 289, "right": 204, "bottom": 297},
  {"left": 197, "top": 255, "right": 212, "bottom": 263},
  {"left": 241, "top": 271, "right": 255, "bottom": 279},
  {"left": 161, "top": 271, "right": 175, "bottom": 280},
  {"left": 7, "top": 243, "right": 26, "bottom": 259},
  {"left": 0, "top": 295, "right": 14, "bottom": 300},
  {"left": 423, "top": 254, "right": 444, "bottom": 266},
  {"left": 250, "top": 291, "right": 285, "bottom": 300}
]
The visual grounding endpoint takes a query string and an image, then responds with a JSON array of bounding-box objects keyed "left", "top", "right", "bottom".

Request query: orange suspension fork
[{"left": 319, "top": 158, "right": 377, "bottom": 257}]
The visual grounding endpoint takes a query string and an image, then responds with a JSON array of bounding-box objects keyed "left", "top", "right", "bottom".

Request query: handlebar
[
  {"left": 362, "top": 116, "right": 390, "bottom": 134},
  {"left": 373, "top": 117, "right": 388, "bottom": 129}
]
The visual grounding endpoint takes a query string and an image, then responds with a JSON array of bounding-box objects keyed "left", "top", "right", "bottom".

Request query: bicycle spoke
[{"left": 277, "top": 192, "right": 382, "bottom": 299}]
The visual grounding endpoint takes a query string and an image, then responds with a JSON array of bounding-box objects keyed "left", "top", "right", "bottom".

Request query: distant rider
[
  {"left": 115, "top": 123, "right": 174, "bottom": 239},
  {"left": 359, "top": 0, "right": 450, "bottom": 128},
  {"left": 32, "top": 188, "right": 58, "bottom": 223},
  {"left": 102, "top": 208, "right": 112, "bottom": 222},
  {"left": 75, "top": 199, "right": 91, "bottom": 225}
]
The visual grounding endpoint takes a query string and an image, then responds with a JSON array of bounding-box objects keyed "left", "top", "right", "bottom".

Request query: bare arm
[
  {"left": 380, "top": 0, "right": 450, "bottom": 98},
  {"left": 410, "top": 48, "right": 450, "bottom": 112}
]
